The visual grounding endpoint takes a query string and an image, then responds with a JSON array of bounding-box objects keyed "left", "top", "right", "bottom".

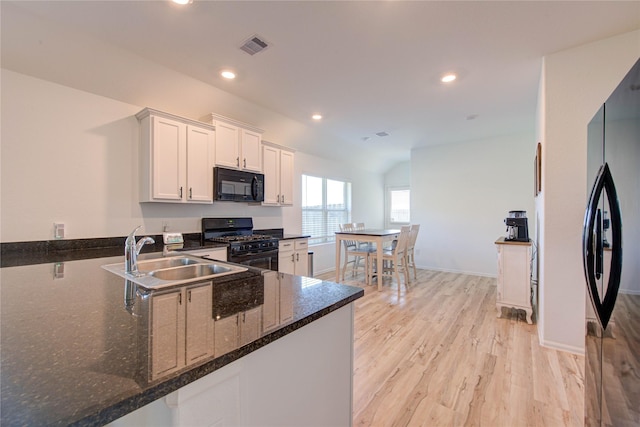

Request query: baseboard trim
[
  {"left": 538, "top": 335, "right": 584, "bottom": 355},
  {"left": 417, "top": 265, "right": 497, "bottom": 279}
]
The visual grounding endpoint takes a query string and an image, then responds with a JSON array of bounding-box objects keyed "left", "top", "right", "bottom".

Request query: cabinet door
[
  {"left": 241, "top": 129, "right": 262, "bottom": 172},
  {"left": 215, "top": 121, "right": 240, "bottom": 169},
  {"left": 262, "top": 145, "right": 280, "bottom": 205},
  {"left": 279, "top": 273, "right": 294, "bottom": 324},
  {"left": 151, "top": 290, "right": 185, "bottom": 379},
  {"left": 239, "top": 307, "right": 261, "bottom": 347},
  {"left": 294, "top": 239, "right": 309, "bottom": 276},
  {"left": 499, "top": 244, "right": 531, "bottom": 306},
  {"left": 262, "top": 272, "right": 279, "bottom": 332},
  {"left": 294, "top": 249, "right": 309, "bottom": 276},
  {"left": 279, "top": 150, "right": 294, "bottom": 206},
  {"left": 186, "top": 126, "right": 214, "bottom": 203},
  {"left": 152, "top": 116, "right": 184, "bottom": 200},
  {"left": 186, "top": 283, "right": 213, "bottom": 365},
  {"left": 214, "top": 315, "right": 238, "bottom": 357}
]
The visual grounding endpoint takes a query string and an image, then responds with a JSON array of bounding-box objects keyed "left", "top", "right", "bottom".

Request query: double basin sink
[{"left": 103, "top": 255, "right": 247, "bottom": 289}]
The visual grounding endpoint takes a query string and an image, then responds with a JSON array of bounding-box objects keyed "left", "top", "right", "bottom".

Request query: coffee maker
[{"left": 504, "top": 210, "right": 529, "bottom": 242}]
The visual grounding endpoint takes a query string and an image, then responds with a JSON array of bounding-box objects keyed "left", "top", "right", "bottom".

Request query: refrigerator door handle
[
  {"left": 595, "top": 209, "right": 603, "bottom": 280},
  {"left": 582, "top": 162, "right": 623, "bottom": 329}
]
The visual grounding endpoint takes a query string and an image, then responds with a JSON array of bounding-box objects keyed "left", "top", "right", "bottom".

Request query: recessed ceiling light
[
  {"left": 441, "top": 73, "right": 457, "bottom": 83},
  {"left": 312, "top": 114, "right": 322, "bottom": 120},
  {"left": 172, "top": 0, "right": 192, "bottom": 5},
  {"left": 221, "top": 70, "right": 236, "bottom": 80}
]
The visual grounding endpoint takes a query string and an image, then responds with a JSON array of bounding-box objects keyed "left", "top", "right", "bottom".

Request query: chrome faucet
[{"left": 125, "top": 226, "right": 155, "bottom": 276}]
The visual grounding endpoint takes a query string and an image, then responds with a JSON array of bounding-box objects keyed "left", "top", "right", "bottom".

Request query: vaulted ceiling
[{"left": 3, "top": 1, "right": 639, "bottom": 171}]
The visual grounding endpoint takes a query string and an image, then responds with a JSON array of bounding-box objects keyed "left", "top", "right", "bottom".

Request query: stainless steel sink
[
  {"left": 102, "top": 255, "right": 248, "bottom": 289},
  {"left": 149, "top": 263, "right": 235, "bottom": 281},
  {"left": 136, "top": 256, "right": 200, "bottom": 272}
]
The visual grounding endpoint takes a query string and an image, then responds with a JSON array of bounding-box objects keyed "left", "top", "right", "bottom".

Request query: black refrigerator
[{"left": 583, "top": 58, "right": 640, "bottom": 427}]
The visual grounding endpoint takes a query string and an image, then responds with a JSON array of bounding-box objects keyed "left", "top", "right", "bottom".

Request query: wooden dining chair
[
  {"left": 339, "top": 223, "right": 374, "bottom": 281},
  {"left": 367, "top": 225, "right": 411, "bottom": 296},
  {"left": 352, "top": 222, "right": 376, "bottom": 251},
  {"left": 407, "top": 224, "right": 420, "bottom": 280}
]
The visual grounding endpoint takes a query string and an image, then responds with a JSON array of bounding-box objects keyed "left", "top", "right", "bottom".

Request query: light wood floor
[{"left": 317, "top": 268, "right": 585, "bottom": 427}]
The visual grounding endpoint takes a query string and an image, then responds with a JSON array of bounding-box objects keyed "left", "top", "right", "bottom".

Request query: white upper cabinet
[
  {"left": 241, "top": 129, "right": 262, "bottom": 172},
  {"left": 262, "top": 141, "right": 295, "bottom": 206},
  {"left": 186, "top": 125, "right": 215, "bottom": 202},
  {"left": 137, "top": 108, "right": 215, "bottom": 204},
  {"left": 212, "top": 121, "right": 240, "bottom": 170},
  {"left": 203, "top": 113, "right": 263, "bottom": 173}
]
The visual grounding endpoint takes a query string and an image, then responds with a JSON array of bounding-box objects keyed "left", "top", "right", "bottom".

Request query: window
[
  {"left": 389, "top": 188, "right": 410, "bottom": 224},
  {"left": 302, "top": 175, "right": 351, "bottom": 244}
]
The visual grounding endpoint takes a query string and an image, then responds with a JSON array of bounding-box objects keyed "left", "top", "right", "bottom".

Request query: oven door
[{"left": 230, "top": 249, "right": 278, "bottom": 271}]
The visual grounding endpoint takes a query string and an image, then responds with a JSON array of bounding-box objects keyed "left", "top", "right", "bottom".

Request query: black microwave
[{"left": 214, "top": 167, "right": 265, "bottom": 202}]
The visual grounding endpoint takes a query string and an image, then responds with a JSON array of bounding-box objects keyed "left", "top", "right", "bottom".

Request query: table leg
[
  {"left": 376, "top": 237, "right": 383, "bottom": 291},
  {"left": 335, "top": 236, "right": 341, "bottom": 283}
]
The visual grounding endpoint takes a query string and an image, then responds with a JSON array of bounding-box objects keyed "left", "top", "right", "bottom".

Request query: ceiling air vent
[
  {"left": 376, "top": 131, "right": 389, "bottom": 137},
  {"left": 240, "top": 35, "right": 269, "bottom": 56}
]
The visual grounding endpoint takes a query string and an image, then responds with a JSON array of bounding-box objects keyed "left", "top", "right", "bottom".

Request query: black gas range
[{"left": 202, "top": 218, "right": 279, "bottom": 271}]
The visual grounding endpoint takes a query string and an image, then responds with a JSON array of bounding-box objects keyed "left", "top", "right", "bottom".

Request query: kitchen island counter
[{"left": 0, "top": 252, "right": 363, "bottom": 426}]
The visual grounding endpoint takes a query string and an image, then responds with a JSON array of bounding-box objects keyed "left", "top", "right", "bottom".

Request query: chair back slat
[
  {"left": 394, "top": 226, "right": 411, "bottom": 255},
  {"left": 340, "top": 223, "right": 358, "bottom": 248},
  {"left": 408, "top": 224, "right": 420, "bottom": 250}
]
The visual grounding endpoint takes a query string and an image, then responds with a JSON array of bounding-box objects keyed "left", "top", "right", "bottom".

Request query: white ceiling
[{"left": 2, "top": 1, "right": 640, "bottom": 171}]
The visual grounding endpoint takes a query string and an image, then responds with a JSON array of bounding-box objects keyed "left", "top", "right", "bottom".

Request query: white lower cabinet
[
  {"left": 262, "top": 272, "right": 294, "bottom": 333},
  {"left": 495, "top": 238, "right": 533, "bottom": 324},
  {"left": 146, "top": 281, "right": 213, "bottom": 382},
  {"left": 278, "top": 238, "right": 309, "bottom": 276},
  {"left": 110, "top": 304, "right": 356, "bottom": 427},
  {"left": 213, "top": 306, "right": 262, "bottom": 356}
]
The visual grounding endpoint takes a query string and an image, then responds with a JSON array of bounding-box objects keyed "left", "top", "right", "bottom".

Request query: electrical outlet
[
  {"left": 54, "top": 223, "right": 65, "bottom": 239},
  {"left": 54, "top": 262, "right": 65, "bottom": 279},
  {"left": 163, "top": 221, "right": 170, "bottom": 232}
]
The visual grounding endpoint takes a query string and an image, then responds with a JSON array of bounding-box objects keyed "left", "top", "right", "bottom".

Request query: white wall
[
  {"left": 537, "top": 29, "right": 640, "bottom": 353},
  {"left": 0, "top": 70, "right": 384, "bottom": 248},
  {"left": 411, "top": 133, "right": 535, "bottom": 277}
]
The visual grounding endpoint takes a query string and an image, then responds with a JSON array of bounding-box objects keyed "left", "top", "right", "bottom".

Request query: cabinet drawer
[
  {"left": 294, "top": 240, "right": 308, "bottom": 250},
  {"left": 279, "top": 241, "right": 294, "bottom": 251}
]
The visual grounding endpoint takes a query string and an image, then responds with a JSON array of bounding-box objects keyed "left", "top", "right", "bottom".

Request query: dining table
[{"left": 335, "top": 229, "right": 400, "bottom": 291}]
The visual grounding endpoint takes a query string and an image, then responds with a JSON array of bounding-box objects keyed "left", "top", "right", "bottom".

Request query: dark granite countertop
[
  {"left": 280, "top": 234, "right": 311, "bottom": 240},
  {"left": 0, "top": 250, "right": 363, "bottom": 426}
]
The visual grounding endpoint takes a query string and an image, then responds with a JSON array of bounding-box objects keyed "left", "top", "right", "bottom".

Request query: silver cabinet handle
[
  {"left": 243, "top": 158, "right": 246, "bottom": 168},
  {"left": 189, "top": 188, "right": 193, "bottom": 199},
  {"left": 179, "top": 187, "right": 183, "bottom": 198},
  {"left": 236, "top": 157, "right": 240, "bottom": 167},
  {"left": 296, "top": 253, "right": 299, "bottom": 261}
]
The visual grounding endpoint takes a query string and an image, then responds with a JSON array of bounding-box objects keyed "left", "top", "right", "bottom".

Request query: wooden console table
[{"left": 495, "top": 237, "right": 533, "bottom": 324}]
